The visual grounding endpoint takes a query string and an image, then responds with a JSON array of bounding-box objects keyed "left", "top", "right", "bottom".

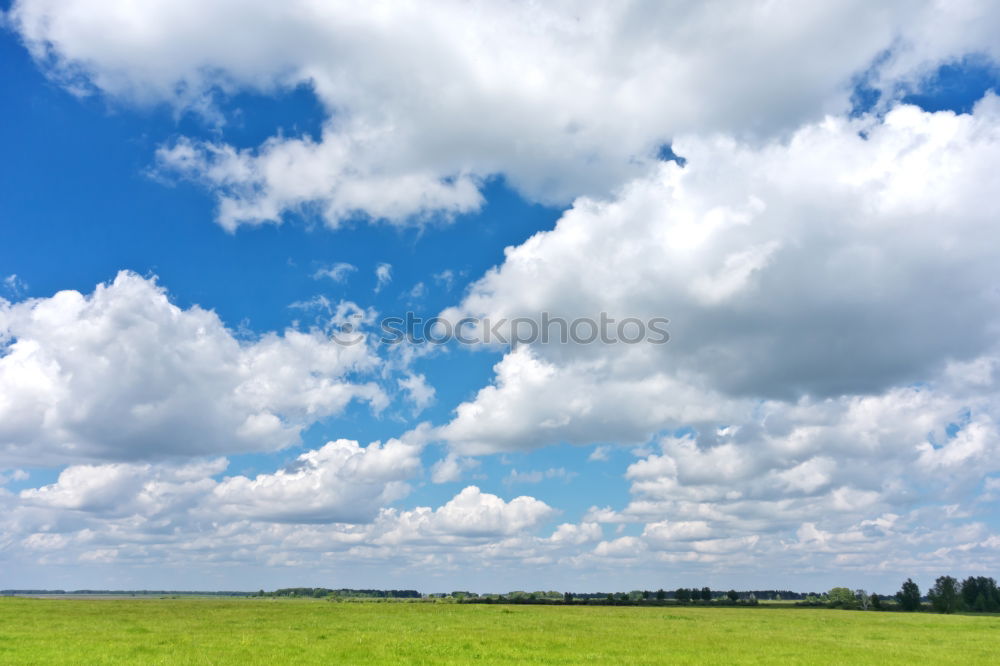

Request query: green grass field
[{"left": 2, "top": 597, "right": 999, "bottom": 664}]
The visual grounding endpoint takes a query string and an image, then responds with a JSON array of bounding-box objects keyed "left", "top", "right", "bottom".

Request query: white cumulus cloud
[
  {"left": 440, "top": 97, "right": 1000, "bottom": 453},
  {"left": 211, "top": 434, "right": 424, "bottom": 523},
  {"left": 0, "top": 271, "right": 387, "bottom": 465}
]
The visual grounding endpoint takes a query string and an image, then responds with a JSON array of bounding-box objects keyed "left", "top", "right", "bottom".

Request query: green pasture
[{"left": 1, "top": 597, "right": 998, "bottom": 664}]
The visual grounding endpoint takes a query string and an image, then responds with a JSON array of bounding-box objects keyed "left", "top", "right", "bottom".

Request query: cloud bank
[{"left": 12, "top": 0, "right": 1000, "bottom": 228}]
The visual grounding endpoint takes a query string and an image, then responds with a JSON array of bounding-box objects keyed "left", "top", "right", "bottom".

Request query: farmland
[{"left": 1, "top": 597, "right": 999, "bottom": 664}]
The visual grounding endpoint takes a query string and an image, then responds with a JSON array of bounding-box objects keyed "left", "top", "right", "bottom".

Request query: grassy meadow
[{"left": 2, "top": 597, "right": 999, "bottom": 664}]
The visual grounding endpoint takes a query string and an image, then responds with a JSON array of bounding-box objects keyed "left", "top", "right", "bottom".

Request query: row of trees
[
  {"left": 265, "top": 588, "right": 421, "bottom": 599},
  {"left": 887, "top": 576, "right": 1000, "bottom": 613},
  {"left": 801, "top": 587, "right": 884, "bottom": 610},
  {"left": 0, "top": 589, "right": 256, "bottom": 596},
  {"left": 674, "top": 587, "right": 713, "bottom": 602},
  {"left": 921, "top": 576, "right": 1000, "bottom": 613},
  {"left": 459, "top": 589, "right": 762, "bottom": 605},
  {"left": 800, "top": 576, "right": 1000, "bottom": 614},
  {"left": 483, "top": 588, "right": 804, "bottom": 603},
  {"left": 462, "top": 578, "right": 1000, "bottom": 611},
  {"left": 249, "top": 578, "right": 1000, "bottom": 612}
]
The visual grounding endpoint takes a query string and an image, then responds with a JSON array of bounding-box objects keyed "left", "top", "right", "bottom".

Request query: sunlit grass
[{"left": 2, "top": 597, "right": 999, "bottom": 664}]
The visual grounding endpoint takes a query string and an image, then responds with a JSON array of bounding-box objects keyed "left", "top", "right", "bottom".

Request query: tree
[
  {"left": 676, "top": 588, "right": 691, "bottom": 602},
  {"left": 856, "top": 590, "right": 871, "bottom": 610},
  {"left": 961, "top": 576, "right": 1000, "bottom": 612},
  {"left": 700, "top": 587, "right": 711, "bottom": 602},
  {"left": 727, "top": 590, "right": 738, "bottom": 602},
  {"left": 642, "top": 590, "right": 651, "bottom": 600},
  {"left": 989, "top": 578, "right": 1000, "bottom": 611},
  {"left": 828, "top": 587, "right": 856, "bottom": 609},
  {"left": 961, "top": 576, "right": 978, "bottom": 610},
  {"left": 564, "top": 592, "right": 573, "bottom": 603},
  {"left": 655, "top": 589, "right": 666, "bottom": 601},
  {"left": 928, "top": 576, "right": 959, "bottom": 614},
  {"left": 870, "top": 593, "right": 882, "bottom": 611},
  {"left": 897, "top": 578, "right": 922, "bottom": 612},
  {"left": 981, "top": 577, "right": 1000, "bottom": 611}
]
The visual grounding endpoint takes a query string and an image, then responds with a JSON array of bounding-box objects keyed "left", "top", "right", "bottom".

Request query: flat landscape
[{"left": 2, "top": 598, "right": 999, "bottom": 664}]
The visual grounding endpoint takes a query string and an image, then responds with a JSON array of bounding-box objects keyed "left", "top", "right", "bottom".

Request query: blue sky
[{"left": 3, "top": 1, "right": 1000, "bottom": 593}]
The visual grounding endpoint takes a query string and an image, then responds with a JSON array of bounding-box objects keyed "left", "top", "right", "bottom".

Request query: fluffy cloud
[
  {"left": 154, "top": 137, "right": 484, "bottom": 232},
  {"left": 549, "top": 521, "right": 603, "bottom": 545},
  {"left": 642, "top": 520, "right": 714, "bottom": 545},
  {"left": 0, "top": 271, "right": 386, "bottom": 465},
  {"left": 212, "top": 435, "right": 423, "bottom": 523},
  {"left": 13, "top": 432, "right": 428, "bottom": 527},
  {"left": 441, "top": 97, "right": 1000, "bottom": 453},
  {"left": 20, "top": 459, "right": 225, "bottom": 516},
  {"left": 593, "top": 536, "right": 647, "bottom": 559},
  {"left": 376, "top": 486, "right": 556, "bottom": 543},
  {"left": 438, "top": 347, "right": 732, "bottom": 454},
  {"left": 11, "top": 1, "right": 1000, "bottom": 228}
]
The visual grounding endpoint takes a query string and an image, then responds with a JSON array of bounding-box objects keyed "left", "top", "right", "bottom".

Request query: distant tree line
[
  {"left": 794, "top": 576, "right": 1000, "bottom": 614},
  {"left": 9, "top": 578, "right": 1000, "bottom": 613},
  {"left": 265, "top": 588, "right": 421, "bottom": 599},
  {"left": 458, "top": 588, "right": 769, "bottom": 606},
  {"left": 0, "top": 589, "right": 256, "bottom": 596}
]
